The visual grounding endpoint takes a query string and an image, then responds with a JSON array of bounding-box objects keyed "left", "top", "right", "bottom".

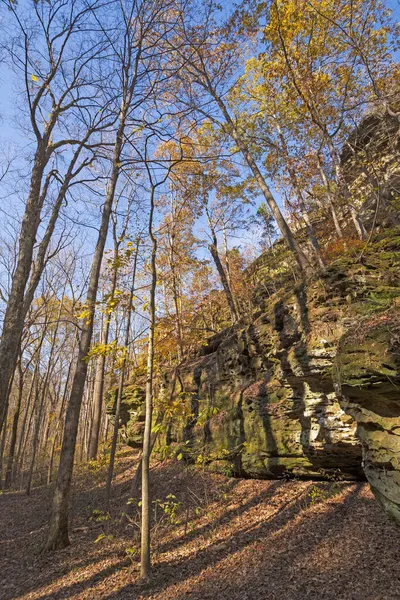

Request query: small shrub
[
  {"left": 153, "top": 493, "right": 182, "bottom": 525},
  {"left": 308, "top": 485, "right": 329, "bottom": 505},
  {"left": 89, "top": 508, "right": 110, "bottom": 523}
]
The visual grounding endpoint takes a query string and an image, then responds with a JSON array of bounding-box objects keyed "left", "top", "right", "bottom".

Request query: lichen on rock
[{"left": 335, "top": 312, "right": 400, "bottom": 524}]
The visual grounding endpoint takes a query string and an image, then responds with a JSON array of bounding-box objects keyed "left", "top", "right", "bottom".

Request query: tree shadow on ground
[
  {"left": 0, "top": 457, "right": 240, "bottom": 599},
  {"left": 3, "top": 457, "right": 400, "bottom": 600},
  {"left": 105, "top": 483, "right": 400, "bottom": 600}
]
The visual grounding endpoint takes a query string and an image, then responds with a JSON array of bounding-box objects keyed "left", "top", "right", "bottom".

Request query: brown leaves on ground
[{"left": 1, "top": 454, "right": 399, "bottom": 600}]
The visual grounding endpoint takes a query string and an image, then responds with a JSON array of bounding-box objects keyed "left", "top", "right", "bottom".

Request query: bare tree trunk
[
  {"left": 106, "top": 242, "right": 139, "bottom": 504},
  {"left": 275, "top": 124, "right": 325, "bottom": 269},
  {"left": 26, "top": 382, "right": 46, "bottom": 496},
  {"left": 88, "top": 263, "right": 120, "bottom": 459},
  {"left": 47, "top": 336, "right": 77, "bottom": 485},
  {"left": 272, "top": 8, "right": 365, "bottom": 243},
  {"left": 44, "top": 198, "right": 115, "bottom": 549},
  {"left": 0, "top": 401, "right": 9, "bottom": 489},
  {"left": 141, "top": 189, "right": 157, "bottom": 583},
  {"left": 26, "top": 292, "right": 65, "bottom": 494},
  {"left": 88, "top": 319, "right": 106, "bottom": 460},
  {"left": 14, "top": 359, "right": 40, "bottom": 486},
  {"left": 44, "top": 110, "right": 126, "bottom": 549},
  {"left": 46, "top": 376, "right": 65, "bottom": 485},
  {"left": 80, "top": 374, "right": 91, "bottom": 463},
  {"left": 88, "top": 271, "right": 117, "bottom": 460},
  {"left": 168, "top": 231, "right": 184, "bottom": 361},
  {"left": 209, "top": 93, "right": 310, "bottom": 273},
  {"left": 0, "top": 0, "right": 115, "bottom": 433},
  {"left": 317, "top": 155, "right": 345, "bottom": 239},
  {"left": 0, "top": 147, "right": 48, "bottom": 432},
  {"left": 222, "top": 226, "right": 233, "bottom": 288},
  {"left": 209, "top": 240, "right": 239, "bottom": 325},
  {"left": 324, "top": 134, "right": 367, "bottom": 240},
  {"left": 0, "top": 140, "right": 93, "bottom": 435},
  {"left": 4, "top": 360, "right": 24, "bottom": 489}
]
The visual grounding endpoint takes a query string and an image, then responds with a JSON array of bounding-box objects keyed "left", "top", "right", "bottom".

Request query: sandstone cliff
[{"left": 112, "top": 227, "right": 400, "bottom": 524}]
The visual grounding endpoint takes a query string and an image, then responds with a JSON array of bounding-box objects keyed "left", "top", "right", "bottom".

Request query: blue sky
[
  {"left": 0, "top": 0, "right": 399, "bottom": 262},
  {"left": 1, "top": 0, "right": 399, "bottom": 149}
]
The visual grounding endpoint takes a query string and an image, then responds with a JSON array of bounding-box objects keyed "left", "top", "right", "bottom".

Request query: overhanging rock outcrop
[{"left": 335, "top": 311, "right": 400, "bottom": 524}]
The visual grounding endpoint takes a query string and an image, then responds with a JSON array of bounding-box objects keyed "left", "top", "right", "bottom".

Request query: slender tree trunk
[
  {"left": 15, "top": 360, "right": 40, "bottom": 486},
  {"left": 46, "top": 377, "right": 64, "bottom": 485},
  {"left": 272, "top": 14, "right": 365, "bottom": 242},
  {"left": 4, "top": 360, "right": 24, "bottom": 489},
  {"left": 241, "top": 147, "right": 309, "bottom": 270},
  {"left": 203, "top": 199, "right": 239, "bottom": 324},
  {"left": 26, "top": 382, "right": 46, "bottom": 496},
  {"left": 80, "top": 377, "right": 91, "bottom": 463},
  {"left": 106, "top": 243, "right": 139, "bottom": 504},
  {"left": 222, "top": 226, "right": 233, "bottom": 288},
  {"left": 44, "top": 118, "right": 125, "bottom": 550},
  {"left": 324, "top": 134, "right": 367, "bottom": 240},
  {"left": 209, "top": 240, "right": 239, "bottom": 325},
  {"left": 0, "top": 136, "right": 92, "bottom": 435},
  {"left": 88, "top": 183, "right": 134, "bottom": 460},
  {"left": 317, "top": 156, "right": 345, "bottom": 239},
  {"left": 26, "top": 293, "right": 65, "bottom": 493},
  {"left": 211, "top": 93, "right": 309, "bottom": 272},
  {"left": 273, "top": 9, "right": 366, "bottom": 243},
  {"left": 18, "top": 387, "right": 38, "bottom": 491},
  {"left": 0, "top": 145, "right": 48, "bottom": 432},
  {"left": 47, "top": 337, "right": 77, "bottom": 485},
  {"left": 88, "top": 269, "right": 118, "bottom": 460},
  {"left": 13, "top": 387, "right": 32, "bottom": 485},
  {"left": 275, "top": 125, "right": 325, "bottom": 269},
  {"left": 0, "top": 401, "right": 9, "bottom": 489},
  {"left": 141, "top": 189, "right": 157, "bottom": 582},
  {"left": 168, "top": 232, "right": 184, "bottom": 361}
]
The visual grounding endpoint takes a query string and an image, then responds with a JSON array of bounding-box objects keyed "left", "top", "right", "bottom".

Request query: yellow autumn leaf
[{"left": 31, "top": 74, "right": 39, "bottom": 82}]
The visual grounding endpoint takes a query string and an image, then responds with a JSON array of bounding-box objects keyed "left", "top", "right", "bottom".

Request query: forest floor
[{"left": 1, "top": 451, "right": 400, "bottom": 600}]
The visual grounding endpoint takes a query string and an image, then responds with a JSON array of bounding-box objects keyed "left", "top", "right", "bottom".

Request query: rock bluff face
[
  {"left": 166, "top": 293, "right": 363, "bottom": 480},
  {"left": 114, "top": 229, "right": 400, "bottom": 524},
  {"left": 335, "top": 311, "right": 400, "bottom": 524}
]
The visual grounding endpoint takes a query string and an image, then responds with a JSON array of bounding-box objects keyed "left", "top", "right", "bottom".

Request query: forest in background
[{"left": 0, "top": 0, "right": 399, "bottom": 582}]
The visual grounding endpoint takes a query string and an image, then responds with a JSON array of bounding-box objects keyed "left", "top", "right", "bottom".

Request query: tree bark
[
  {"left": 275, "top": 124, "right": 325, "bottom": 269},
  {"left": 0, "top": 401, "right": 9, "bottom": 489},
  {"left": 141, "top": 190, "right": 157, "bottom": 583},
  {"left": 4, "top": 360, "right": 24, "bottom": 489},
  {"left": 105, "top": 243, "right": 139, "bottom": 504},
  {"left": 44, "top": 136, "right": 122, "bottom": 550},
  {"left": 317, "top": 156, "right": 345, "bottom": 239},
  {"left": 209, "top": 92, "right": 310, "bottom": 273},
  {"left": 47, "top": 334, "right": 77, "bottom": 485},
  {"left": 0, "top": 145, "right": 47, "bottom": 432},
  {"left": 88, "top": 266, "right": 119, "bottom": 460},
  {"left": 324, "top": 134, "right": 367, "bottom": 240},
  {"left": 209, "top": 240, "right": 239, "bottom": 325},
  {"left": 0, "top": 137, "right": 92, "bottom": 434},
  {"left": 25, "top": 381, "right": 46, "bottom": 496}
]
